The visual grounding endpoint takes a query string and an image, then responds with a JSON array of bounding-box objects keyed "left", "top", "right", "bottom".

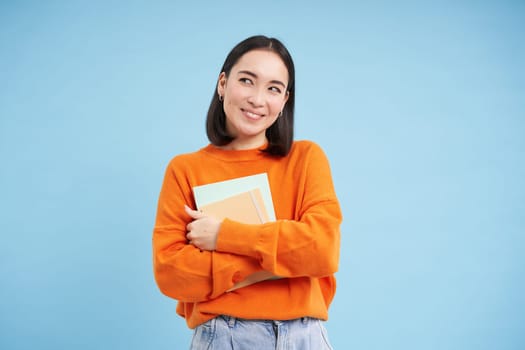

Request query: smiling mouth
[{"left": 242, "top": 109, "right": 264, "bottom": 120}]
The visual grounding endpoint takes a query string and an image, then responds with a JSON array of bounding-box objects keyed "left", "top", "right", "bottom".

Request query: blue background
[{"left": 1, "top": 1, "right": 524, "bottom": 349}]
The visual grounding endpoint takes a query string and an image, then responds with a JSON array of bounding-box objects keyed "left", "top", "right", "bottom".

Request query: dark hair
[{"left": 206, "top": 35, "right": 295, "bottom": 157}]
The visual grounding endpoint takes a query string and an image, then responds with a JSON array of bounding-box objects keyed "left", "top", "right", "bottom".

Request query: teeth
[{"left": 246, "top": 111, "right": 261, "bottom": 118}]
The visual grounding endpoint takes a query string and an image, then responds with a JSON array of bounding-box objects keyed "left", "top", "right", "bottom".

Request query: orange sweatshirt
[{"left": 153, "top": 140, "right": 342, "bottom": 329}]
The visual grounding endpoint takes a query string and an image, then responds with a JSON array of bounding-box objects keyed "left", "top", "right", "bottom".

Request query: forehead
[{"left": 232, "top": 49, "right": 289, "bottom": 83}]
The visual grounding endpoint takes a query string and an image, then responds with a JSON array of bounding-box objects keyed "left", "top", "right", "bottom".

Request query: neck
[{"left": 220, "top": 136, "right": 267, "bottom": 151}]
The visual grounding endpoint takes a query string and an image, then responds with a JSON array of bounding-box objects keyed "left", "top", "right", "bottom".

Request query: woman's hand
[{"left": 185, "top": 205, "right": 221, "bottom": 251}]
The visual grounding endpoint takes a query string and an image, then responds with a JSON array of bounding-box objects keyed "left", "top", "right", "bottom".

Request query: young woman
[{"left": 153, "top": 35, "right": 342, "bottom": 349}]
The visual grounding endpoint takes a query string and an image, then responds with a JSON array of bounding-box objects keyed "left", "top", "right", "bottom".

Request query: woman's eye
[
  {"left": 269, "top": 86, "right": 282, "bottom": 94},
  {"left": 239, "top": 78, "right": 253, "bottom": 84}
]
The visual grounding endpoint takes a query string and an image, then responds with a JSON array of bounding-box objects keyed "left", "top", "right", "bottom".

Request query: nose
[{"left": 247, "top": 88, "right": 264, "bottom": 107}]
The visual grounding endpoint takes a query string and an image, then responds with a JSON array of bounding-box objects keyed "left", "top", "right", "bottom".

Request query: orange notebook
[{"left": 200, "top": 188, "right": 269, "bottom": 224}]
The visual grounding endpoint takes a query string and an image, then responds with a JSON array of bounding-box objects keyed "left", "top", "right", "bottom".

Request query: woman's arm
[
  {"left": 217, "top": 143, "right": 342, "bottom": 278},
  {"left": 152, "top": 159, "right": 263, "bottom": 302},
  {"left": 216, "top": 200, "right": 341, "bottom": 278}
]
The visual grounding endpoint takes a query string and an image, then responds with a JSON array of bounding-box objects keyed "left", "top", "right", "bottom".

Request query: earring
[
  {"left": 218, "top": 94, "right": 223, "bottom": 102},
  {"left": 278, "top": 110, "right": 283, "bottom": 117}
]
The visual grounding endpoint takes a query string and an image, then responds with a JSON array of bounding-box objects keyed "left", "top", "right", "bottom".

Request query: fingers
[
  {"left": 184, "top": 204, "right": 204, "bottom": 219},
  {"left": 184, "top": 205, "right": 218, "bottom": 250},
  {"left": 185, "top": 205, "right": 197, "bottom": 244},
  {"left": 185, "top": 206, "right": 202, "bottom": 233}
]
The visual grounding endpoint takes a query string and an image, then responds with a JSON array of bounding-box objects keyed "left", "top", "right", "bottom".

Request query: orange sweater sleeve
[
  {"left": 153, "top": 158, "right": 264, "bottom": 302},
  {"left": 215, "top": 143, "right": 342, "bottom": 278}
]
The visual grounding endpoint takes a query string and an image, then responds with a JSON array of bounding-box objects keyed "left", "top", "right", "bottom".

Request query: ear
[
  {"left": 217, "top": 72, "right": 227, "bottom": 97},
  {"left": 280, "top": 90, "right": 290, "bottom": 111}
]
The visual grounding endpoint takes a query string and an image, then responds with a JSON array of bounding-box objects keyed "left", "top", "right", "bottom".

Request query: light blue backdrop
[{"left": 1, "top": 1, "right": 523, "bottom": 349}]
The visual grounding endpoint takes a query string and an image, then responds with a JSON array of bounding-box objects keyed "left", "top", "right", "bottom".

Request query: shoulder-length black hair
[{"left": 206, "top": 35, "right": 295, "bottom": 157}]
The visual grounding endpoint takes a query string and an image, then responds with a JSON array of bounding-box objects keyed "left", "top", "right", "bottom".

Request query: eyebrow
[{"left": 237, "top": 70, "right": 287, "bottom": 89}]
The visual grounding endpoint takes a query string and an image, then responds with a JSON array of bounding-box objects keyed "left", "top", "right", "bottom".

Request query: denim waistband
[{"left": 220, "top": 315, "right": 311, "bottom": 328}]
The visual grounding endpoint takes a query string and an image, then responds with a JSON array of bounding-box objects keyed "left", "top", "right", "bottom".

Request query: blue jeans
[{"left": 189, "top": 315, "right": 334, "bottom": 350}]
